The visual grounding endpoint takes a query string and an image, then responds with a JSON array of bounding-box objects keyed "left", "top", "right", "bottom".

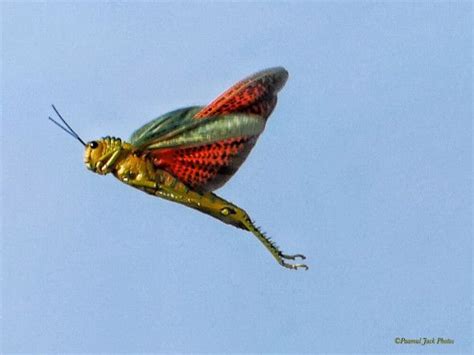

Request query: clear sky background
[{"left": 1, "top": 2, "right": 472, "bottom": 354}]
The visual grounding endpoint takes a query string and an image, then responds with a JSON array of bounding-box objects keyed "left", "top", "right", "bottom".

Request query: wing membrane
[
  {"left": 150, "top": 136, "right": 258, "bottom": 191},
  {"left": 193, "top": 67, "right": 288, "bottom": 120},
  {"left": 130, "top": 67, "right": 288, "bottom": 192},
  {"left": 130, "top": 106, "right": 202, "bottom": 148},
  {"left": 145, "top": 113, "right": 264, "bottom": 150}
]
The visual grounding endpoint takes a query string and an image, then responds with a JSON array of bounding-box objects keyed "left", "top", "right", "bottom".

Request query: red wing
[
  {"left": 150, "top": 67, "right": 288, "bottom": 192},
  {"left": 193, "top": 67, "right": 288, "bottom": 120},
  {"left": 151, "top": 136, "right": 257, "bottom": 192}
]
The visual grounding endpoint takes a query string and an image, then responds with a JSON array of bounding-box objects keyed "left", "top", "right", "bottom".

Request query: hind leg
[
  {"left": 124, "top": 175, "right": 308, "bottom": 270},
  {"left": 216, "top": 199, "right": 308, "bottom": 270},
  {"left": 155, "top": 181, "right": 308, "bottom": 270}
]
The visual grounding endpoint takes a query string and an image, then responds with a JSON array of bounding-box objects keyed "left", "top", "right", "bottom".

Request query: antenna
[{"left": 48, "top": 105, "right": 86, "bottom": 146}]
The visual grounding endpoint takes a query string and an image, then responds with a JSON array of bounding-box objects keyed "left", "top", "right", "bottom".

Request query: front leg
[{"left": 96, "top": 147, "right": 122, "bottom": 174}]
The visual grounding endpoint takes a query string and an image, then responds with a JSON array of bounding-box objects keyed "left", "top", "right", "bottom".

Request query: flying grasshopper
[{"left": 49, "top": 67, "right": 308, "bottom": 270}]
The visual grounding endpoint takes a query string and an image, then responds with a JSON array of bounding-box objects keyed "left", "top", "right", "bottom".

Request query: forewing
[
  {"left": 144, "top": 114, "right": 264, "bottom": 150},
  {"left": 130, "top": 106, "right": 202, "bottom": 147}
]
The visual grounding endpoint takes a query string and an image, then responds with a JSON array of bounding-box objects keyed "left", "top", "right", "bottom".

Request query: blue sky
[{"left": 1, "top": 2, "right": 472, "bottom": 354}]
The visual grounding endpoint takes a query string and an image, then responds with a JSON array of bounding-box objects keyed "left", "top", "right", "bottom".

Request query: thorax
[
  {"left": 112, "top": 141, "right": 192, "bottom": 194},
  {"left": 113, "top": 143, "right": 156, "bottom": 183}
]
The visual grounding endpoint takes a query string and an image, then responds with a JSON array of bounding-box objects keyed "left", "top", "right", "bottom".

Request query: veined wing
[
  {"left": 130, "top": 106, "right": 202, "bottom": 148},
  {"left": 193, "top": 66, "right": 288, "bottom": 120},
  {"left": 130, "top": 67, "right": 288, "bottom": 191},
  {"left": 130, "top": 109, "right": 265, "bottom": 191}
]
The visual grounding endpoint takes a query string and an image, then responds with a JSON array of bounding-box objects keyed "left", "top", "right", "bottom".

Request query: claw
[
  {"left": 280, "top": 253, "right": 306, "bottom": 260},
  {"left": 280, "top": 260, "right": 309, "bottom": 270}
]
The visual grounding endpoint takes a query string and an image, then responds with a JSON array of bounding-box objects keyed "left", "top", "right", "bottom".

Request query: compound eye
[{"left": 89, "top": 141, "right": 99, "bottom": 149}]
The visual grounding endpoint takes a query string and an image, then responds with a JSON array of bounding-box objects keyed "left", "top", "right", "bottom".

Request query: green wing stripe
[
  {"left": 145, "top": 114, "right": 265, "bottom": 150},
  {"left": 130, "top": 106, "right": 202, "bottom": 147}
]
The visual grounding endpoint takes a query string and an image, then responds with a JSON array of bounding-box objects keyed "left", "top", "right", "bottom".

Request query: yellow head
[{"left": 84, "top": 137, "right": 123, "bottom": 175}]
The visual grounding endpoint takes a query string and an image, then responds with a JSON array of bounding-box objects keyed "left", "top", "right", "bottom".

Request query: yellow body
[{"left": 84, "top": 137, "right": 308, "bottom": 270}]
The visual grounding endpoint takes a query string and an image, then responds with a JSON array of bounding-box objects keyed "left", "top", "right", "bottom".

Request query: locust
[{"left": 49, "top": 67, "right": 308, "bottom": 270}]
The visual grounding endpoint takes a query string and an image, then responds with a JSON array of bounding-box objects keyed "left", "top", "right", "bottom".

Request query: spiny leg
[
  {"left": 234, "top": 212, "right": 308, "bottom": 270},
  {"left": 183, "top": 189, "right": 309, "bottom": 270},
  {"left": 123, "top": 172, "right": 308, "bottom": 270}
]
